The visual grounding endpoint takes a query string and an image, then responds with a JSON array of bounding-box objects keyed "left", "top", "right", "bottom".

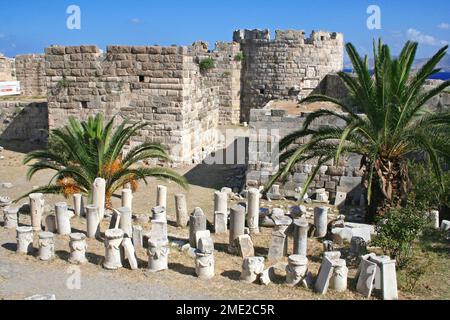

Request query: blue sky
[{"left": 0, "top": 0, "right": 449, "bottom": 59}]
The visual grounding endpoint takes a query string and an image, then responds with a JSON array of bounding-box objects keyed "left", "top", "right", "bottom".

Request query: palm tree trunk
[{"left": 367, "top": 158, "right": 409, "bottom": 222}]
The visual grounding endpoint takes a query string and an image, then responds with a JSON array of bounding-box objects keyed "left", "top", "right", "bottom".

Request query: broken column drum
[
  {"left": 175, "top": 194, "right": 189, "bottom": 227},
  {"left": 229, "top": 205, "right": 246, "bottom": 253},
  {"left": 16, "top": 226, "right": 33, "bottom": 254},
  {"left": 247, "top": 188, "right": 260, "bottom": 234},
  {"left": 132, "top": 225, "right": 143, "bottom": 249},
  {"left": 3, "top": 207, "right": 19, "bottom": 229},
  {"left": 147, "top": 239, "right": 169, "bottom": 272},
  {"left": 69, "top": 233, "right": 88, "bottom": 264},
  {"left": 285, "top": 255, "right": 309, "bottom": 286},
  {"left": 93, "top": 178, "right": 106, "bottom": 220},
  {"left": 195, "top": 251, "right": 215, "bottom": 280},
  {"left": 73, "top": 193, "right": 84, "bottom": 217},
  {"left": 118, "top": 206, "right": 132, "bottom": 237},
  {"left": 214, "top": 191, "right": 228, "bottom": 215},
  {"left": 314, "top": 207, "right": 329, "bottom": 238},
  {"left": 214, "top": 211, "right": 228, "bottom": 234},
  {"left": 330, "top": 259, "right": 348, "bottom": 292},
  {"left": 189, "top": 208, "right": 207, "bottom": 248},
  {"left": 85, "top": 205, "right": 100, "bottom": 239},
  {"left": 293, "top": 219, "right": 309, "bottom": 256},
  {"left": 121, "top": 189, "right": 133, "bottom": 211},
  {"left": 29, "top": 193, "right": 44, "bottom": 231},
  {"left": 55, "top": 202, "right": 71, "bottom": 235},
  {"left": 103, "top": 229, "right": 124, "bottom": 270},
  {"left": 241, "top": 257, "right": 265, "bottom": 283},
  {"left": 38, "top": 231, "right": 55, "bottom": 261},
  {"left": 156, "top": 185, "right": 167, "bottom": 208},
  {"left": 152, "top": 206, "right": 167, "bottom": 222}
]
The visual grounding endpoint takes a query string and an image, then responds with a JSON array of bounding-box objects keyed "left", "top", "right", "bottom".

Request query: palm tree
[
  {"left": 266, "top": 40, "right": 450, "bottom": 221},
  {"left": 18, "top": 114, "right": 188, "bottom": 208}
]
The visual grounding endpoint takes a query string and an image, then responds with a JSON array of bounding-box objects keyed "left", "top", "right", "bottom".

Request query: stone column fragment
[
  {"left": 3, "top": 207, "right": 19, "bottom": 229},
  {"left": 147, "top": 239, "right": 169, "bottom": 272},
  {"left": 55, "top": 202, "right": 71, "bottom": 235},
  {"left": 195, "top": 251, "right": 215, "bottom": 280},
  {"left": 38, "top": 231, "right": 55, "bottom": 261},
  {"left": 121, "top": 189, "right": 133, "bottom": 212},
  {"left": 175, "top": 194, "right": 189, "bottom": 227},
  {"left": 214, "top": 191, "right": 228, "bottom": 215},
  {"left": 285, "top": 255, "right": 308, "bottom": 286},
  {"left": 293, "top": 218, "right": 309, "bottom": 256},
  {"left": 229, "top": 205, "right": 246, "bottom": 254},
  {"left": 247, "top": 188, "right": 260, "bottom": 234},
  {"left": 214, "top": 211, "right": 227, "bottom": 234},
  {"left": 314, "top": 206, "right": 329, "bottom": 238},
  {"left": 103, "top": 229, "right": 124, "bottom": 270},
  {"left": 29, "top": 193, "right": 44, "bottom": 231},
  {"left": 156, "top": 185, "right": 167, "bottom": 208},
  {"left": 85, "top": 205, "right": 100, "bottom": 239},
  {"left": 132, "top": 225, "right": 143, "bottom": 249},
  {"left": 93, "top": 178, "right": 106, "bottom": 220},
  {"left": 240, "top": 257, "right": 265, "bottom": 283},
  {"left": 118, "top": 206, "right": 132, "bottom": 238},
  {"left": 189, "top": 208, "right": 207, "bottom": 248},
  {"left": 73, "top": 194, "right": 85, "bottom": 217},
  {"left": 330, "top": 259, "right": 348, "bottom": 292},
  {"left": 152, "top": 206, "right": 166, "bottom": 222},
  {"left": 16, "top": 226, "right": 33, "bottom": 254},
  {"left": 69, "top": 233, "right": 88, "bottom": 264}
]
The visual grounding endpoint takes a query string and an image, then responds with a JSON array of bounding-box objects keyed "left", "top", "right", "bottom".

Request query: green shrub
[
  {"left": 408, "top": 161, "right": 450, "bottom": 210},
  {"left": 234, "top": 52, "right": 244, "bottom": 62},
  {"left": 199, "top": 58, "right": 215, "bottom": 73},
  {"left": 372, "top": 204, "right": 428, "bottom": 268}
]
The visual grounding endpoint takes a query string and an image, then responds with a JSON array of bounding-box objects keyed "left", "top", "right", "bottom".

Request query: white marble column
[
  {"left": 147, "top": 239, "right": 169, "bottom": 272},
  {"left": 29, "top": 193, "right": 44, "bottom": 231},
  {"left": 293, "top": 218, "right": 309, "bottom": 256},
  {"left": 103, "top": 229, "right": 124, "bottom": 270},
  {"left": 314, "top": 206, "right": 329, "bottom": 238},
  {"left": 156, "top": 185, "right": 167, "bottom": 208},
  {"left": 38, "top": 231, "right": 55, "bottom": 261},
  {"left": 240, "top": 257, "right": 265, "bottom": 283},
  {"left": 118, "top": 206, "right": 132, "bottom": 238},
  {"left": 16, "top": 226, "right": 33, "bottom": 254},
  {"left": 55, "top": 202, "right": 71, "bottom": 235},
  {"left": 121, "top": 189, "right": 133, "bottom": 211},
  {"left": 214, "top": 191, "right": 228, "bottom": 214},
  {"left": 85, "top": 205, "right": 100, "bottom": 239},
  {"left": 175, "top": 194, "right": 189, "bottom": 227},
  {"left": 189, "top": 208, "right": 207, "bottom": 248},
  {"left": 330, "top": 259, "right": 348, "bottom": 292},
  {"left": 93, "top": 178, "right": 106, "bottom": 220},
  {"left": 69, "top": 233, "right": 88, "bottom": 264},
  {"left": 247, "top": 188, "right": 260, "bottom": 235},
  {"left": 73, "top": 193, "right": 85, "bottom": 217},
  {"left": 285, "top": 255, "right": 308, "bottom": 286},
  {"left": 195, "top": 251, "right": 215, "bottom": 280},
  {"left": 229, "top": 205, "right": 246, "bottom": 254}
]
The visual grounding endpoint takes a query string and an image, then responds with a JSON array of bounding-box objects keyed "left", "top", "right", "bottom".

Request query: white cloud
[
  {"left": 438, "top": 23, "right": 450, "bottom": 30},
  {"left": 406, "top": 28, "right": 448, "bottom": 46},
  {"left": 130, "top": 18, "right": 141, "bottom": 24}
]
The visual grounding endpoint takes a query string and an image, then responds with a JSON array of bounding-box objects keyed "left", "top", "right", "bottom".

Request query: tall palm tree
[
  {"left": 266, "top": 40, "right": 450, "bottom": 221},
  {"left": 18, "top": 114, "right": 188, "bottom": 208}
]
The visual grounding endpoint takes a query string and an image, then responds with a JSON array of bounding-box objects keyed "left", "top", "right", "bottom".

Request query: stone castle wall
[
  {"left": 45, "top": 45, "right": 219, "bottom": 164},
  {"left": 0, "top": 54, "right": 15, "bottom": 81},
  {"left": 191, "top": 42, "right": 242, "bottom": 125},
  {"left": 15, "top": 54, "right": 47, "bottom": 97},
  {"left": 247, "top": 108, "right": 364, "bottom": 204},
  {"left": 234, "top": 29, "right": 344, "bottom": 122},
  {"left": 0, "top": 101, "right": 48, "bottom": 143}
]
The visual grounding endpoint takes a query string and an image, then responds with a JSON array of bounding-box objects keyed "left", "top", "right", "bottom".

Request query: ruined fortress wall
[
  {"left": 45, "top": 45, "right": 219, "bottom": 164},
  {"left": 247, "top": 108, "right": 364, "bottom": 203},
  {"left": 191, "top": 42, "right": 242, "bottom": 125},
  {"left": 0, "top": 101, "right": 48, "bottom": 143},
  {"left": 0, "top": 54, "right": 15, "bottom": 81},
  {"left": 15, "top": 54, "right": 47, "bottom": 97},
  {"left": 235, "top": 29, "right": 344, "bottom": 122}
]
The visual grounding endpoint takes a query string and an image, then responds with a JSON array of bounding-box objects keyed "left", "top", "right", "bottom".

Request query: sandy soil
[{"left": 0, "top": 145, "right": 420, "bottom": 300}]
